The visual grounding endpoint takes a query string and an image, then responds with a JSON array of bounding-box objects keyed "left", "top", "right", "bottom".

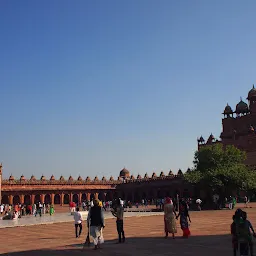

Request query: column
[
  {"left": 20, "top": 194, "right": 24, "bottom": 204},
  {"left": 94, "top": 193, "right": 98, "bottom": 200},
  {"left": 87, "top": 193, "right": 91, "bottom": 201},
  {"left": 60, "top": 193, "right": 64, "bottom": 206},
  {"left": 9, "top": 195, "right": 13, "bottom": 205},
  {"left": 132, "top": 191, "right": 135, "bottom": 203},
  {"left": 70, "top": 192, "right": 73, "bottom": 203},
  {"left": 31, "top": 194, "right": 35, "bottom": 205},
  {"left": 79, "top": 193, "right": 82, "bottom": 204},
  {"left": 51, "top": 193, "right": 54, "bottom": 205},
  {"left": 41, "top": 194, "right": 45, "bottom": 203}
]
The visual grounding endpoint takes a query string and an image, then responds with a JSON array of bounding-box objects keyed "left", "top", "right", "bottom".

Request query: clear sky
[{"left": 1, "top": 0, "right": 256, "bottom": 179}]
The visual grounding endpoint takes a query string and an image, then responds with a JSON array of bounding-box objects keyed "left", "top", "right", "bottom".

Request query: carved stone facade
[
  {"left": 0, "top": 167, "right": 193, "bottom": 205},
  {"left": 197, "top": 85, "right": 256, "bottom": 166}
]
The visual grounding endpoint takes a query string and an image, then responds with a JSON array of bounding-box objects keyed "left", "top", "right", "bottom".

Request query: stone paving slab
[{"left": 1, "top": 207, "right": 256, "bottom": 255}]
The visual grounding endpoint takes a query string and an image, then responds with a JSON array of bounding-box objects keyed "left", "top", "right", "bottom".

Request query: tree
[{"left": 185, "top": 144, "right": 256, "bottom": 196}]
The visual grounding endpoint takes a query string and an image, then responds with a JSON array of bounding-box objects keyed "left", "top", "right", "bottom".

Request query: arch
[
  {"left": 148, "top": 190, "right": 154, "bottom": 200},
  {"left": 34, "top": 194, "right": 41, "bottom": 203},
  {"left": 98, "top": 192, "right": 105, "bottom": 201},
  {"left": 44, "top": 194, "right": 51, "bottom": 204},
  {"left": 2, "top": 195, "right": 8, "bottom": 204},
  {"left": 72, "top": 194, "right": 79, "bottom": 204},
  {"left": 81, "top": 193, "right": 87, "bottom": 202},
  {"left": 13, "top": 195, "right": 20, "bottom": 205},
  {"left": 24, "top": 195, "right": 31, "bottom": 205},
  {"left": 64, "top": 194, "right": 69, "bottom": 204},
  {"left": 90, "top": 193, "right": 96, "bottom": 201},
  {"left": 105, "top": 192, "right": 112, "bottom": 201},
  {"left": 126, "top": 193, "right": 133, "bottom": 202},
  {"left": 54, "top": 194, "right": 60, "bottom": 204},
  {"left": 113, "top": 191, "right": 119, "bottom": 200}
]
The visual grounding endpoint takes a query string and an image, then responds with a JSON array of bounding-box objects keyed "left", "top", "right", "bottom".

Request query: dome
[
  {"left": 186, "top": 168, "right": 191, "bottom": 173},
  {"left": 160, "top": 171, "right": 165, "bottom": 177},
  {"left": 151, "top": 172, "right": 157, "bottom": 178},
  {"left": 20, "top": 175, "right": 25, "bottom": 181},
  {"left": 223, "top": 103, "right": 233, "bottom": 115},
  {"left": 144, "top": 173, "right": 149, "bottom": 179},
  {"left": 236, "top": 98, "right": 249, "bottom": 114},
  {"left": 168, "top": 170, "right": 174, "bottom": 176},
  {"left": 198, "top": 136, "right": 205, "bottom": 143},
  {"left": 94, "top": 176, "right": 99, "bottom": 182},
  {"left": 102, "top": 176, "right": 106, "bottom": 181},
  {"left": 118, "top": 176, "right": 123, "bottom": 181},
  {"left": 40, "top": 175, "right": 46, "bottom": 181},
  {"left": 68, "top": 175, "right": 73, "bottom": 181},
  {"left": 9, "top": 174, "right": 14, "bottom": 181},
  {"left": 59, "top": 175, "right": 65, "bottom": 181},
  {"left": 50, "top": 175, "right": 55, "bottom": 181},
  {"left": 30, "top": 175, "right": 36, "bottom": 181},
  {"left": 119, "top": 167, "right": 130, "bottom": 178},
  {"left": 109, "top": 176, "right": 114, "bottom": 181},
  {"left": 137, "top": 174, "right": 142, "bottom": 179},
  {"left": 130, "top": 175, "right": 135, "bottom": 180},
  {"left": 77, "top": 175, "right": 82, "bottom": 181},
  {"left": 177, "top": 169, "right": 183, "bottom": 176},
  {"left": 86, "top": 176, "right": 91, "bottom": 182},
  {"left": 247, "top": 85, "right": 256, "bottom": 100}
]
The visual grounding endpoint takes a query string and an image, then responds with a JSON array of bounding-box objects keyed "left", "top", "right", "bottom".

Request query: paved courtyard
[{"left": 1, "top": 205, "right": 256, "bottom": 255}]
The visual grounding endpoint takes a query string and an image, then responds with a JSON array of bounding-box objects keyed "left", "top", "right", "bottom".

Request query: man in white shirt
[
  {"left": 0, "top": 204, "right": 4, "bottom": 215},
  {"left": 73, "top": 207, "right": 83, "bottom": 238}
]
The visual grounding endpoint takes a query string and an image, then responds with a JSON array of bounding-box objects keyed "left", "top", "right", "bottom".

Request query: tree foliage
[{"left": 185, "top": 144, "right": 256, "bottom": 194}]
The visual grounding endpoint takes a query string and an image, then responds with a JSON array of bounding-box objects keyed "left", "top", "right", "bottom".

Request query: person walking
[
  {"left": 87, "top": 199, "right": 105, "bottom": 250},
  {"left": 111, "top": 198, "right": 125, "bottom": 243},
  {"left": 73, "top": 207, "right": 83, "bottom": 238},
  {"left": 163, "top": 197, "right": 177, "bottom": 239}
]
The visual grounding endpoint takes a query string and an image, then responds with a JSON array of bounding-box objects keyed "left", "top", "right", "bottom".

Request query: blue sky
[{"left": 1, "top": 1, "right": 256, "bottom": 179}]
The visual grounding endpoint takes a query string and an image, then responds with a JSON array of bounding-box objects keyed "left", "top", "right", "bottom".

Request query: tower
[{"left": 0, "top": 163, "right": 2, "bottom": 204}]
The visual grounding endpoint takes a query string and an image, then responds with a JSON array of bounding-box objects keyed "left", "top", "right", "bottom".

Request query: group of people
[
  {"left": 164, "top": 197, "right": 191, "bottom": 239},
  {"left": 73, "top": 198, "right": 125, "bottom": 250},
  {"left": 0, "top": 202, "right": 55, "bottom": 220}
]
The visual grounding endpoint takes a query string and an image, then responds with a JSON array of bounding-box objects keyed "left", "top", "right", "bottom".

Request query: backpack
[{"left": 236, "top": 219, "right": 249, "bottom": 243}]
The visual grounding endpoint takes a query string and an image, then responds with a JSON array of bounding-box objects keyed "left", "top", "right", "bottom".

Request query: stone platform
[{"left": 0, "top": 211, "right": 163, "bottom": 229}]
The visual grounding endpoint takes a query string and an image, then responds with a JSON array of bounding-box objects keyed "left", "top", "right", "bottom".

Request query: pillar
[
  {"left": 94, "top": 193, "right": 98, "bottom": 200},
  {"left": 9, "top": 195, "right": 13, "bottom": 205},
  {"left": 51, "top": 193, "right": 54, "bottom": 205},
  {"left": 41, "top": 194, "right": 45, "bottom": 203},
  {"left": 132, "top": 191, "right": 135, "bottom": 203},
  {"left": 20, "top": 194, "right": 24, "bottom": 204},
  {"left": 79, "top": 193, "right": 82, "bottom": 204},
  {"left": 87, "top": 193, "right": 91, "bottom": 201},
  {"left": 70, "top": 192, "right": 73, "bottom": 203},
  {"left": 31, "top": 194, "right": 35, "bottom": 205},
  {"left": 60, "top": 193, "right": 63, "bottom": 206}
]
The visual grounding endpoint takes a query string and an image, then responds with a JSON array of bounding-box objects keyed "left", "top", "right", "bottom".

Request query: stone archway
[
  {"left": 54, "top": 194, "right": 60, "bottom": 204},
  {"left": 2, "top": 195, "right": 8, "bottom": 204},
  {"left": 13, "top": 195, "right": 20, "bottom": 205},
  {"left": 44, "top": 194, "right": 51, "bottom": 204},
  {"left": 72, "top": 194, "right": 79, "bottom": 204},
  {"left": 64, "top": 194, "right": 69, "bottom": 204},
  {"left": 134, "top": 191, "right": 141, "bottom": 202},
  {"left": 24, "top": 195, "right": 31, "bottom": 205},
  {"left": 35, "top": 194, "right": 41, "bottom": 203},
  {"left": 98, "top": 192, "right": 105, "bottom": 201},
  {"left": 142, "top": 192, "right": 147, "bottom": 200},
  {"left": 105, "top": 192, "right": 112, "bottom": 201},
  {"left": 113, "top": 192, "right": 119, "bottom": 200},
  {"left": 81, "top": 193, "right": 87, "bottom": 202}
]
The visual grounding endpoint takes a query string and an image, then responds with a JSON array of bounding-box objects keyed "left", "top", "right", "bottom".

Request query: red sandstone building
[
  {"left": 0, "top": 165, "right": 192, "bottom": 205},
  {"left": 197, "top": 85, "right": 256, "bottom": 166}
]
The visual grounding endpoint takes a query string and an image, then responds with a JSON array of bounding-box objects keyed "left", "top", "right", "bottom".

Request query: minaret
[{"left": 0, "top": 163, "right": 2, "bottom": 204}]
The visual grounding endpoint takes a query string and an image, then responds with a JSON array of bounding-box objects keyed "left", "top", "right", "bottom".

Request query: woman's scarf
[{"left": 165, "top": 197, "right": 173, "bottom": 205}]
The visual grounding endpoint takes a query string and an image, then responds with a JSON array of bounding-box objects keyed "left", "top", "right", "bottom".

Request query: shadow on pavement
[{"left": 1, "top": 234, "right": 233, "bottom": 256}]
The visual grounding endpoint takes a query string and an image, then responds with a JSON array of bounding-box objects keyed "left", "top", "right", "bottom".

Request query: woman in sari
[
  {"left": 164, "top": 197, "right": 177, "bottom": 239},
  {"left": 176, "top": 200, "right": 191, "bottom": 238}
]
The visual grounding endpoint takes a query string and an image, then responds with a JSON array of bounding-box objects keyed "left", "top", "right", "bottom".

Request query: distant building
[{"left": 197, "top": 85, "right": 256, "bottom": 166}]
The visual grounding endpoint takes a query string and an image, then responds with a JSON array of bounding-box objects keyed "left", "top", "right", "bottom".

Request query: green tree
[{"left": 185, "top": 144, "right": 256, "bottom": 196}]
